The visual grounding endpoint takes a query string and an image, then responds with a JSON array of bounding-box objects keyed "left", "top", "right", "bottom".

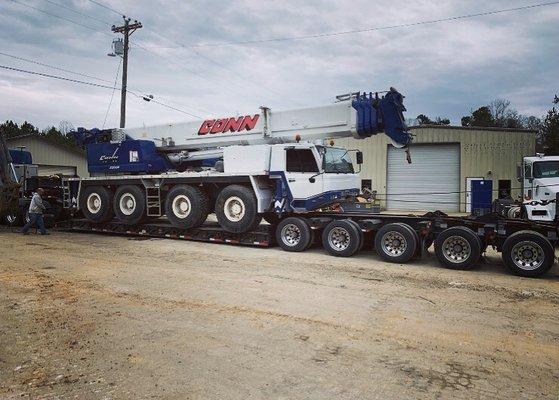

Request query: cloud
[{"left": 0, "top": 0, "right": 557, "bottom": 129}]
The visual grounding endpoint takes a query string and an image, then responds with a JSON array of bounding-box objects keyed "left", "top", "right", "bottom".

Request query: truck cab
[{"left": 520, "top": 154, "right": 559, "bottom": 222}]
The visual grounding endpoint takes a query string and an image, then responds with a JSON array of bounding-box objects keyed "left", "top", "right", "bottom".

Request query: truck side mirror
[
  {"left": 516, "top": 165, "right": 522, "bottom": 182},
  {"left": 356, "top": 151, "right": 363, "bottom": 165}
]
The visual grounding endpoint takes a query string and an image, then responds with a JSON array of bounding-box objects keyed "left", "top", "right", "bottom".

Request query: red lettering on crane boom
[{"left": 197, "top": 114, "right": 259, "bottom": 135}]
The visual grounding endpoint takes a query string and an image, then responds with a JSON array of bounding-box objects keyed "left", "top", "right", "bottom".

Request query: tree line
[
  {"left": 0, "top": 120, "right": 79, "bottom": 150},
  {"left": 411, "top": 95, "right": 559, "bottom": 154}
]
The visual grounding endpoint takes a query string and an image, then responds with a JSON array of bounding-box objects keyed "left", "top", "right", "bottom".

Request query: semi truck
[{"left": 60, "top": 88, "right": 557, "bottom": 278}]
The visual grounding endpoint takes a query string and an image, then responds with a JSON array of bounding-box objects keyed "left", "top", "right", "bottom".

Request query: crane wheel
[
  {"left": 113, "top": 185, "right": 146, "bottom": 225},
  {"left": 434, "top": 226, "right": 481, "bottom": 270},
  {"left": 374, "top": 223, "right": 417, "bottom": 263},
  {"left": 322, "top": 219, "right": 362, "bottom": 257},
  {"left": 80, "top": 186, "right": 114, "bottom": 223},
  {"left": 165, "top": 185, "right": 209, "bottom": 229},
  {"left": 501, "top": 230, "right": 555, "bottom": 277},
  {"left": 276, "top": 217, "right": 312, "bottom": 252},
  {"left": 215, "top": 185, "right": 261, "bottom": 233}
]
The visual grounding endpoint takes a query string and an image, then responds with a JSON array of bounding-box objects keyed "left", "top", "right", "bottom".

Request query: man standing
[{"left": 22, "top": 188, "right": 49, "bottom": 235}]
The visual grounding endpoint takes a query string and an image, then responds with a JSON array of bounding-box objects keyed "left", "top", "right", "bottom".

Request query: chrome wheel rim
[
  {"left": 381, "top": 231, "right": 407, "bottom": 257},
  {"left": 86, "top": 193, "right": 102, "bottom": 214},
  {"left": 328, "top": 227, "right": 351, "bottom": 251},
  {"left": 119, "top": 193, "right": 136, "bottom": 216},
  {"left": 280, "top": 223, "right": 301, "bottom": 247},
  {"left": 442, "top": 235, "right": 471, "bottom": 263},
  {"left": 511, "top": 241, "right": 544, "bottom": 270},
  {"left": 224, "top": 196, "right": 245, "bottom": 222},
  {"left": 172, "top": 195, "right": 191, "bottom": 219}
]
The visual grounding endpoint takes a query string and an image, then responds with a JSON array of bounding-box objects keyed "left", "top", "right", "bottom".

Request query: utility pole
[{"left": 111, "top": 17, "right": 142, "bottom": 128}]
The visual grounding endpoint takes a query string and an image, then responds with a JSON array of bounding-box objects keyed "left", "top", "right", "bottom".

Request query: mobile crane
[{"left": 61, "top": 88, "right": 558, "bottom": 278}]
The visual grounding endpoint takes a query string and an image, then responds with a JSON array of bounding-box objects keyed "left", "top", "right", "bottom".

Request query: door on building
[
  {"left": 466, "top": 177, "right": 484, "bottom": 213},
  {"left": 386, "top": 144, "right": 460, "bottom": 212}
]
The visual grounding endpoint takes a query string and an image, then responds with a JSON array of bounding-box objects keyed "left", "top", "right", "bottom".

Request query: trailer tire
[
  {"left": 347, "top": 219, "right": 365, "bottom": 252},
  {"left": 434, "top": 226, "right": 481, "bottom": 270},
  {"left": 80, "top": 186, "right": 114, "bottom": 223},
  {"left": 374, "top": 223, "right": 417, "bottom": 263},
  {"left": 322, "top": 219, "right": 361, "bottom": 257},
  {"left": 501, "top": 230, "right": 555, "bottom": 277},
  {"left": 165, "top": 185, "right": 209, "bottom": 229},
  {"left": 215, "top": 185, "right": 261, "bottom": 233},
  {"left": 113, "top": 185, "right": 145, "bottom": 225},
  {"left": 276, "top": 217, "right": 312, "bottom": 252}
]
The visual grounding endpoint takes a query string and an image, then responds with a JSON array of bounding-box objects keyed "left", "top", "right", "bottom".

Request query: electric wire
[
  {"left": 102, "top": 58, "right": 121, "bottom": 128},
  {"left": 0, "top": 64, "right": 202, "bottom": 119},
  {"left": 9, "top": 0, "right": 112, "bottom": 35},
  {"left": 42, "top": 0, "right": 111, "bottom": 26},
  {"left": 86, "top": 0, "right": 123, "bottom": 17},
  {"left": 159, "top": 1, "right": 559, "bottom": 48}
]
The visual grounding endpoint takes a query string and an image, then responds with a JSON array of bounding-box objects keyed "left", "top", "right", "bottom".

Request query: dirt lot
[{"left": 0, "top": 229, "right": 558, "bottom": 399}]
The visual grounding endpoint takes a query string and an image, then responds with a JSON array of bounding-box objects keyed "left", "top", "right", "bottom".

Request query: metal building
[
  {"left": 339, "top": 125, "right": 536, "bottom": 213},
  {"left": 6, "top": 134, "right": 88, "bottom": 177}
]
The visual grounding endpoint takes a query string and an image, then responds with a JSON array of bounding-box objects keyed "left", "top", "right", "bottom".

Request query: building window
[
  {"left": 498, "top": 179, "right": 511, "bottom": 199},
  {"left": 361, "top": 179, "right": 372, "bottom": 191}
]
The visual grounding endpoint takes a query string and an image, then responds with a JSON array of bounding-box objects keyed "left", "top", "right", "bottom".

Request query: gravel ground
[{"left": 1, "top": 229, "right": 558, "bottom": 399}]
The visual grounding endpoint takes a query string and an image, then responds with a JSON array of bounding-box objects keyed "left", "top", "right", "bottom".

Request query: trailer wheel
[
  {"left": 113, "top": 185, "right": 146, "bottom": 225},
  {"left": 347, "top": 219, "right": 365, "bottom": 252},
  {"left": 502, "top": 230, "right": 555, "bottom": 277},
  {"left": 215, "top": 185, "right": 261, "bottom": 233},
  {"left": 80, "top": 186, "right": 114, "bottom": 223},
  {"left": 322, "top": 219, "right": 361, "bottom": 257},
  {"left": 276, "top": 217, "right": 312, "bottom": 252},
  {"left": 434, "top": 226, "right": 481, "bottom": 270},
  {"left": 165, "top": 185, "right": 209, "bottom": 229},
  {"left": 374, "top": 223, "right": 417, "bottom": 263}
]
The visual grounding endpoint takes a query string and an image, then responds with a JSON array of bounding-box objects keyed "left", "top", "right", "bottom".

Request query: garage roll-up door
[
  {"left": 38, "top": 165, "right": 77, "bottom": 176},
  {"left": 387, "top": 144, "right": 460, "bottom": 212}
]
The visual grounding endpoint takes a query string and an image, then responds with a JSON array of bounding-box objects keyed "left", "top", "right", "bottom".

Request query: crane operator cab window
[
  {"left": 286, "top": 148, "right": 319, "bottom": 173},
  {"left": 319, "top": 146, "right": 355, "bottom": 174}
]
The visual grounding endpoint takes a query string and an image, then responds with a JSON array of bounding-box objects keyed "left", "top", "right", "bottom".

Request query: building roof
[
  {"left": 6, "top": 134, "right": 85, "bottom": 157},
  {"left": 409, "top": 124, "right": 537, "bottom": 134}
]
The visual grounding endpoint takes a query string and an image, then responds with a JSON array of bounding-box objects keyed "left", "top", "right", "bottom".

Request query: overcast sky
[{"left": 0, "top": 0, "right": 558, "bottom": 130}]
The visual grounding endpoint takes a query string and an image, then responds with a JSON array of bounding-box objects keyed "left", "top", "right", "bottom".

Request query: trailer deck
[{"left": 55, "top": 219, "right": 274, "bottom": 247}]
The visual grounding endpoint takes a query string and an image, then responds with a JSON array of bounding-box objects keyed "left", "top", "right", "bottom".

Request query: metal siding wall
[
  {"left": 6, "top": 137, "right": 88, "bottom": 177},
  {"left": 340, "top": 128, "right": 535, "bottom": 212}
]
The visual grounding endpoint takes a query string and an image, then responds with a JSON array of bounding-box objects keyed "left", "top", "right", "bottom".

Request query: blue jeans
[{"left": 22, "top": 213, "right": 46, "bottom": 235}]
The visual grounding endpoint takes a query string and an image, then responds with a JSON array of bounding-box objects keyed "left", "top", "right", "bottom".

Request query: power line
[
  {"left": 0, "top": 64, "right": 118, "bottom": 89},
  {"left": 86, "top": 0, "right": 123, "bottom": 17},
  {"left": 102, "top": 58, "right": 121, "bottom": 128},
  {"left": 0, "top": 64, "right": 202, "bottom": 119},
  {"left": 42, "top": 0, "right": 110, "bottom": 26},
  {"left": 0, "top": 51, "right": 113, "bottom": 84},
  {"left": 9, "top": 0, "right": 111, "bottom": 35},
  {"left": 140, "top": 1, "right": 559, "bottom": 48}
]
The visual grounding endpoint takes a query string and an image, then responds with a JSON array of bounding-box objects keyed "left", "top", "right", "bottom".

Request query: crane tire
[
  {"left": 165, "top": 185, "right": 209, "bottom": 229},
  {"left": 502, "top": 230, "right": 555, "bottom": 277},
  {"left": 215, "top": 185, "right": 261, "bottom": 233},
  {"left": 113, "top": 185, "right": 146, "bottom": 225},
  {"left": 80, "top": 186, "right": 114, "bottom": 223}
]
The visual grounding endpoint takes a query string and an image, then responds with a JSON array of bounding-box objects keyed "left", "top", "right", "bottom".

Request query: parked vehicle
[{"left": 61, "top": 89, "right": 557, "bottom": 277}]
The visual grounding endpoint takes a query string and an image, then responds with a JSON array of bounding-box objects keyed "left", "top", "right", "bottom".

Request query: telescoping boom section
[{"left": 73, "top": 88, "right": 411, "bottom": 174}]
